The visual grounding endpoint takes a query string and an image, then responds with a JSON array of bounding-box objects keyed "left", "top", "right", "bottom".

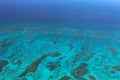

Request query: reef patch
[
  {"left": 71, "top": 63, "right": 88, "bottom": 79},
  {"left": 18, "top": 52, "right": 60, "bottom": 77},
  {"left": 0, "top": 60, "right": 8, "bottom": 72}
]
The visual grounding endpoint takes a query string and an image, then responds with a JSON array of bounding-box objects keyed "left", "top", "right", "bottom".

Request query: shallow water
[{"left": 0, "top": 25, "right": 120, "bottom": 80}]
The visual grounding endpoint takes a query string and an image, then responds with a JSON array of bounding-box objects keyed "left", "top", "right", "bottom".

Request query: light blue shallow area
[{"left": 0, "top": 25, "right": 120, "bottom": 80}]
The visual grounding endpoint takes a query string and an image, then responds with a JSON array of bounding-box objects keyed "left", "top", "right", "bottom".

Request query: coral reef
[
  {"left": 71, "top": 63, "right": 88, "bottom": 79},
  {"left": 0, "top": 60, "right": 8, "bottom": 72},
  {"left": 112, "top": 66, "right": 120, "bottom": 71},
  {"left": 0, "top": 27, "right": 120, "bottom": 80},
  {"left": 19, "top": 52, "right": 60, "bottom": 77},
  {"left": 59, "top": 75, "right": 71, "bottom": 80}
]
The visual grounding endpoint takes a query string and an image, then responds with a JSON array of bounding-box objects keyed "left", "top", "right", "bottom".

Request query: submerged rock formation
[
  {"left": 47, "top": 62, "right": 60, "bottom": 71},
  {"left": 71, "top": 63, "right": 88, "bottom": 79},
  {"left": 19, "top": 52, "right": 60, "bottom": 77},
  {"left": 112, "top": 66, "right": 120, "bottom": 71},
  {"left": 0, "top": 60, "right": 8, "bottom": 72},
  {"left": 108, "top": 46, "right": 118, "bottom": 54},
  {"left": 60, "top": 75, "right": 71, "bottom": 80},
  {"left": 89, "top": 75, "right": 96, "bottom": 80}
]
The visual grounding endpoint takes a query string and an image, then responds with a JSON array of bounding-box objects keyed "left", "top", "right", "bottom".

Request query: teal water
[{"left": 0, "top": 24, "right": 120, "bottom": 80}]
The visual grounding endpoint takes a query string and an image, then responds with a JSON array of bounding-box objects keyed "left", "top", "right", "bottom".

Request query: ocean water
[{"left": 0, "top": 0, "right": 120, "bottom": 80}]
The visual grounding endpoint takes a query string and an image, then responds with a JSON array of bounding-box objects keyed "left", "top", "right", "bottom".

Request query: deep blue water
[{"left": 0, "top": 0, "right": 120, "bottom": 32}]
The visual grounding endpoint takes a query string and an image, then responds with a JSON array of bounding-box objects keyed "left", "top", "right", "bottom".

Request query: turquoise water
[
  {"left": 1, "top": 0, "right": 120, "bottom": 80},
  {"left": 0, "top": 24, "right": 120, "bottom": 80}
]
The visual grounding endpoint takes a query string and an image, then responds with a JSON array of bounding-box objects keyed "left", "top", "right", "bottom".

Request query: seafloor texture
[{"left": 0, "top": 27, "right": 120, "bottom": 80}]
